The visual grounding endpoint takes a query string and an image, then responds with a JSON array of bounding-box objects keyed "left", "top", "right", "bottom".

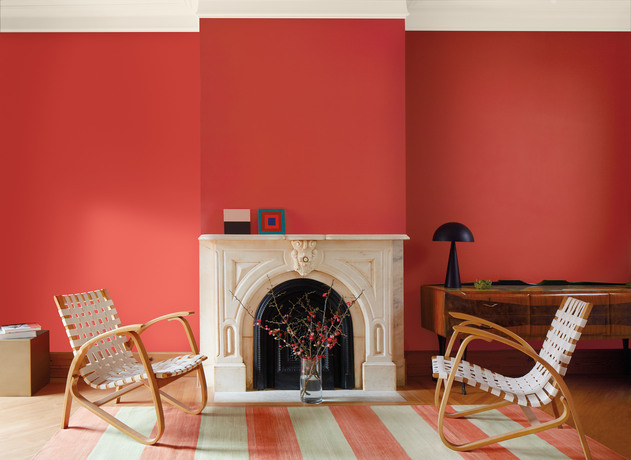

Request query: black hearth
[{"left": 253, "top": 278, "right": 354, "bottom": 390}]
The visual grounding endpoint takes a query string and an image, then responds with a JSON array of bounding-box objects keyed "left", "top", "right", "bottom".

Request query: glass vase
[{"left": 300, "top": 356, "right": 323, "bottom": 404}]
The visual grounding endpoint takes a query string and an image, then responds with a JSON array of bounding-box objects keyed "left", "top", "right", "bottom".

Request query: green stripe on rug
[
  {"left": 194, "top": 406, "right": 248, "bottom": 459},
  {"left": 372, "top": 405, "right": 461, "bottom": 460},
  {"left": 451, "top": 405, "right": 570, "bottom": 460},
  {"left": 287, "top": 406, "right": 356, "bottom": 459},
  {"left": 87, "top": 407, "right": 157, "bottom": 460}
]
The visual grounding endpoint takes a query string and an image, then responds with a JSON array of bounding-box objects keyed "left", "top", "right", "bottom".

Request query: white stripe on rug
[
  {"left": 288, "top": 406, "right": 356, "bottom": 459},
  {"left": 451, "top": 405, "right": 569, "bottom": 460},
  {"left": 87, "top": 406, "right": 157, "bottom": 460},
  {"left": 194, "top": 406, "right": 248, "bottom": 459},
  {"left": 372, "top": 405, "right": 461, "bottom": 460}
]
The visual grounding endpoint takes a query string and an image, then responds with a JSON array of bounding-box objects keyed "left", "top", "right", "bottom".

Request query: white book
[
  {"left": 0, "top": 323, "right": 42, "bottom": 333},
  {"left": 0, "top": 330, "right": 37, "bottom": 339}
]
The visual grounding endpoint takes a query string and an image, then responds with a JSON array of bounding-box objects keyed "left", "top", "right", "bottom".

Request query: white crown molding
[
  {"left": 406, "top": 0, "right": 631, "bottom": 31},
  {"left": 197, "top": 0, "right": 408, "bottom": 19},
  {"left": 0, "top": 0, "right": 200, "bottom": 32},
  {"left": 2, "top": 0, "right": 630, "bottom": 32}
]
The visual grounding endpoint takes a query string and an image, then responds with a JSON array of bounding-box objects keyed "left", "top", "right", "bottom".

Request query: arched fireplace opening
[{"left": 253, "top": 278, "right": 354, "bottom": 390}]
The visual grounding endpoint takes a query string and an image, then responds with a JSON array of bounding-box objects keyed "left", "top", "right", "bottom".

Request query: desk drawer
[
  {"left": 444, "top": 292, "right": 530, "bottom": 336},
  {"left": 529, "top": 293, "right": 609, "bottom": 338},
  {"left": 610, "top": 293, "right": 631, "bottom": 337}
]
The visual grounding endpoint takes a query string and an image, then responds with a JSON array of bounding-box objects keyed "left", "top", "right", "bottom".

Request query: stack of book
[{"left": 0, "top": 323, "right": 42, "bottom": 339}]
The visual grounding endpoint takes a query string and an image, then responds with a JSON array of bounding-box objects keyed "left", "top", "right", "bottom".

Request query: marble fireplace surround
[{"left": 199, "top": 234, "right": 408, "bottom": 392}]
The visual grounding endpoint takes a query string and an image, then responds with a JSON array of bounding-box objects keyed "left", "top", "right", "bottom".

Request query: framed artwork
[
  {"left": 223, "top": 209, "right": 251, "bottom": 234},
  {"left": 258, "top": 209, "right": 285, "bottom": 234}
]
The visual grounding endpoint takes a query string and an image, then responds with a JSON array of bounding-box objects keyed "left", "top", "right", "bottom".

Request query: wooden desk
[
  {"left": 0, "top": 330, "right": 50, "bottom": 396},
  {"left": 421, "top": 284, "right": 631, "bottom": 362}
]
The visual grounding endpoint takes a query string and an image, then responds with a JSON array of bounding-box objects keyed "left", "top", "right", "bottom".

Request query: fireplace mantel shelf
[{"left": 199, "top": 234, "right": 409, "bottom": 241}]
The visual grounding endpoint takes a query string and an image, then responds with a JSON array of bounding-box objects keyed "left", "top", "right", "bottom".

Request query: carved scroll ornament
[{"left": 290, "top": 240, "right": 318, "bottom": 276}]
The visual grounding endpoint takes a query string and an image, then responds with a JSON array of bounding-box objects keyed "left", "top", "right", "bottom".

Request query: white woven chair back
[
  {"left": 538, "top": 296, "right": 591, "bottom": 376},
  {"left": 510, "top": 297, "right": 590, "bottom": 405},
  {"left": 56, "top": 289, "right": 135, "bottom": 375}
]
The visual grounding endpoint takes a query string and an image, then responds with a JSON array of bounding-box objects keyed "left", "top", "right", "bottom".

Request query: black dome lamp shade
[{"left": 432, "top": 222, "right": 474, "bottom": 289}]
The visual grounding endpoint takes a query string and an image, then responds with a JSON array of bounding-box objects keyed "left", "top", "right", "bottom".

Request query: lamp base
[{"left": 444, "top": 240, "right": 461, "bottom": 289}]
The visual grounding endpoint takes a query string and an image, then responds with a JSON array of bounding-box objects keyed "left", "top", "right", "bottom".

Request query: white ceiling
[{"left": 0, "top": 0, "right": 629, "bottom": 32}]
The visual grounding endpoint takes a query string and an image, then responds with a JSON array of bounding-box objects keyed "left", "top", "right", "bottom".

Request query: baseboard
[
  {"left": 51, "top": 349, "right": 628, "bottom": 380},
  {"left": 404, "top": 348, "right": 629, "bottom": 378},
  {"left": 50, "top": 352, "right": 186, "bottom": 379},
  {"left": 50, "top": 352, "right": 74, "bottom": 379}
]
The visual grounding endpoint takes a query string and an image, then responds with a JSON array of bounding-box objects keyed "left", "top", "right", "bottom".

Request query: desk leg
[
  {"left": 624, "top": 338, "right": 629, "bottom": 375},
  {"left": 460, "top": 345, "right": 467, "bottom": 395},
  {"left": 438, "top": 335, "right": 446, "bottom": 356},
  {"left": 432, "top": 336, "right": 446, "bottom": 383}
]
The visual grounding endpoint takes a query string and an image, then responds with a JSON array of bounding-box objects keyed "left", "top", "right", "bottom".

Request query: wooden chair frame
[
  {"left": 433, "top": 296, "right": 593, "bottom": 459},
  {"left": 55, "top": 289, "right": 208, "bottom": 445}
]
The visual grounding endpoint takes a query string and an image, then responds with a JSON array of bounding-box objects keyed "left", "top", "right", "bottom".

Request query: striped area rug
[{"left": 34, "top": 405, "right": 623, "bottom": 459}]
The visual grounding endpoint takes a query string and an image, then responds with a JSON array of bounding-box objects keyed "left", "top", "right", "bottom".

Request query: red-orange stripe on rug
[
  {"left": 140, "top": 406, "right": 203, "bottom": 460},
  {"left": 412, "top": 405, "right": 519, "bottom": 459},
  {"left": 32, "top": 407, "right": 119, "bottom": 460},
  {"left": 246, "top": 406, "right": 302, "bottom": 460},
  {"left": 497, "top": 405, "right": 626, "bottom": 460},
  {"left": 330, "top": 406, "right": 411, "bottom": 459}
]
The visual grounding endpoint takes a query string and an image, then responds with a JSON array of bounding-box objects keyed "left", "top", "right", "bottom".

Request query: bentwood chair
[
  {"left": 54, "top": 289, "right": 208, "bottom": 445},
  {"left": 432, "top": 296, "right": 593, "bottom": 459}
]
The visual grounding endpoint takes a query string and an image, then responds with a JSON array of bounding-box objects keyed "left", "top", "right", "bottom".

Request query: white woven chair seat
[
  {"left": 82, "top": 353, "right": 207, "bottom": 390},
  {"left": 432, "top": 356, "right": 556, "bottom": 407}
]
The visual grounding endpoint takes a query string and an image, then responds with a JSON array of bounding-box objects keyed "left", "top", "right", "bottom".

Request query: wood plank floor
[{"left": 1, "top": 374, "right": 629, "bottom": 459}]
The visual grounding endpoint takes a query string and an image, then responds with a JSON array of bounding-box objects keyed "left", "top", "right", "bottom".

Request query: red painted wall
[
  {"left": 0, "top": 33, "right": 201, "bottom": 352},
  {"left": 3, "top": 28, "right": 629, "bottom": 356},
  {"left": 405, "top": 32, "right": 631, "bottom": 350},
  {"left": 199, "top": 19, "right": 407, "bottom": 234}
]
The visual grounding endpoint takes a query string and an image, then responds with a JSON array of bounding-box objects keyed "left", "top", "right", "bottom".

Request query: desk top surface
[{"left": 424, "top": 282, "right": 631, "bottom": 294}]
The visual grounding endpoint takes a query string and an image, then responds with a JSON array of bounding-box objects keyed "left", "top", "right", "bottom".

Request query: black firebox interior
[{"left": 253, "top": 278, "right": 355, "bottom": 390}]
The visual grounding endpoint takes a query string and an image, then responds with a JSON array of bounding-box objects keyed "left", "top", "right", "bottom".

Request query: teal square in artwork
[{"left": 258, "top": 209, "right": 285, "bottom": 234}]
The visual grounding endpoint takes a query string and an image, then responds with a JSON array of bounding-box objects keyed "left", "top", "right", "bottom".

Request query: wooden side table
[{"left": 0, "top": 330, "right": 50, "bottom": 396}]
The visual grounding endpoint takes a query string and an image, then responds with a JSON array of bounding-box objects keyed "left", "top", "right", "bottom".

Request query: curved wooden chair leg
[
  {"left": 435, "top": 374, "right": 511, "bottom": 419},
  {"left": 440, "top": 406, "right": 571, "bottom": 452},
  {"left": 196, "top": 365, "right": 208, "bottom": 414},
  {"left": 559, "top": 392, "right": 592, "bottom": 460},
  {"left": 445, "top": 400, "right": 512, "bottom": 419},
  {"left": 434, "top": 375, "right": 444, "bottom": 409},
  {"left": 68, "top": 378, "right": 165, "bottom": 445},
  {"left": 551, "top": 397, "right": 561, "bottom": 422},
  {"left": 436, "top": 363, "right": 460, "bottom": 447},
  {"left": 435, "top": 361, "right": 583, "bottom": 456},
  {"left": 156, "top": 366, "right": 207, "bottom": 415},
  {"left": 438, "top": 386, "right": 572, "bottom": 452},
  {"left": 60, "top": 374, "right": 75, "bottom": 429},
  {"left": 437, "top": 387, "right": 591, "bottom": 458},
  {"left": 114, "top": 385, "right": 123, "bottom": 404},
  {"left": 436, "top": 374, "right": 592, "bottom": 459}
]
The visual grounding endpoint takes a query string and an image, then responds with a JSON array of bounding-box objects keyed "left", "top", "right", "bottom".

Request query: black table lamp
[{"left": 432, "top": 222, "right": 474, "bottom": 289}]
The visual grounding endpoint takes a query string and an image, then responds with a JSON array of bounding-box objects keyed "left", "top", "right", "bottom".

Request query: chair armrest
[
  {"left": 136, "top": 311, "right": 200, "bottom": 355},
  {"left": 75, "top": 324, "right": 144, "bottom": 353},
  {"left": 438, "top": 325, "right": 574, "bottom": 412},
  {"left": 137, "top": 311, "right": 194, "bottom": 334},
  {"left": 68, "top": 324, "right": 146, "bottom": 377},
  {"left": 449, "top": 312, "right": 537, "bottom": 355},
  {"left": 452, "top": 324, "right": 565, "bottom": 382}
]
